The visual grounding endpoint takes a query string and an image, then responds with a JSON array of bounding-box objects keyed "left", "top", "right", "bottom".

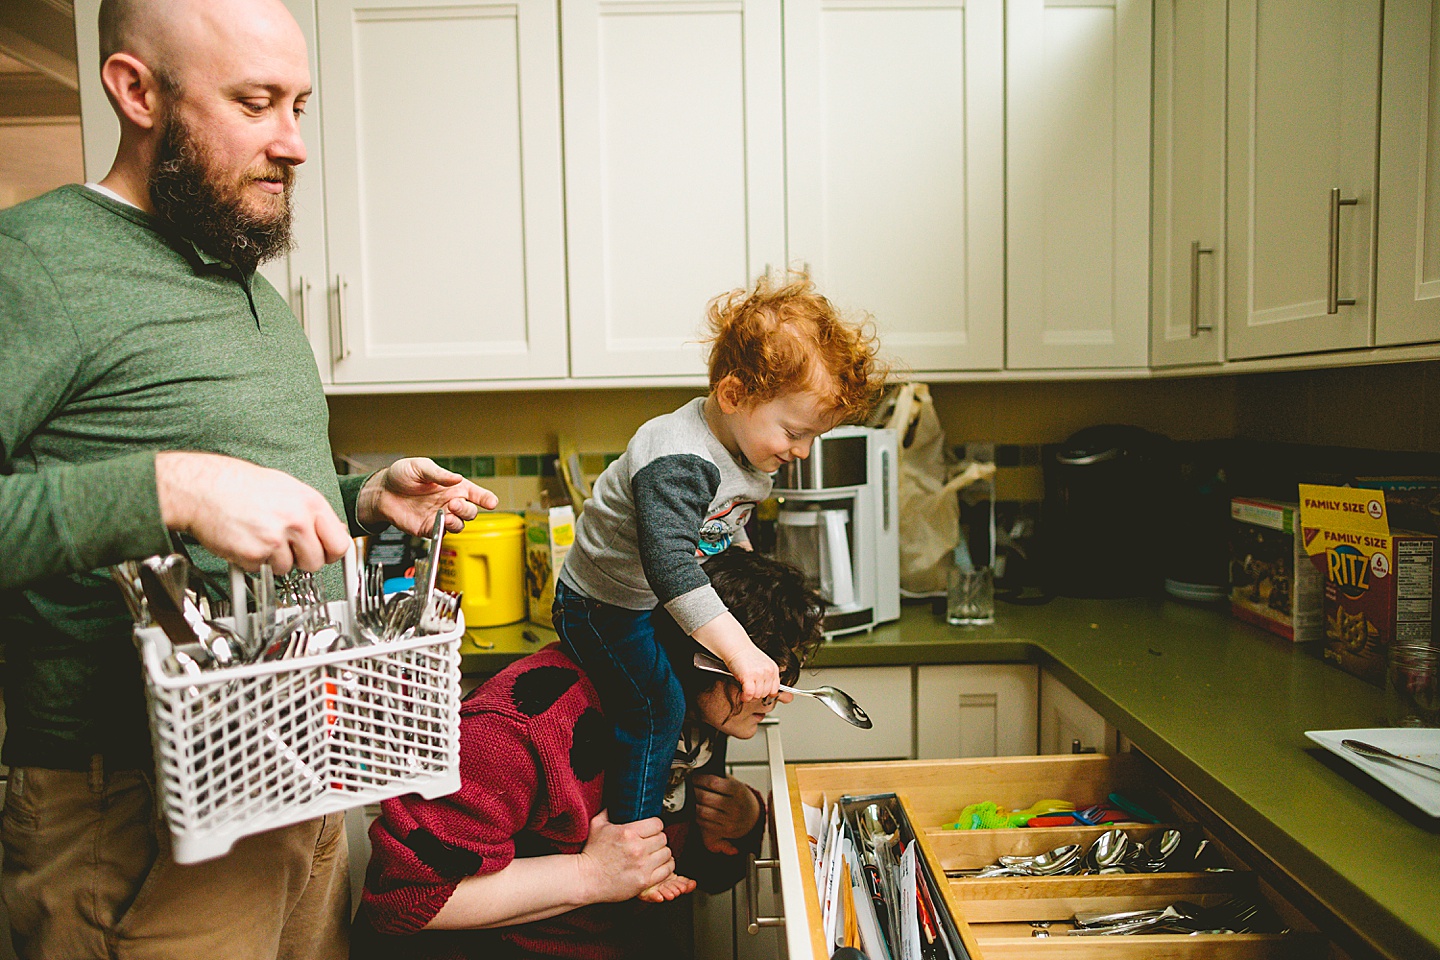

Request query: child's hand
[
  {"left": 725, "top": 643, "right": 780, "bottom": 702},
  {"left": 692, "top": 611, "right": 780, "bottom": 700}
]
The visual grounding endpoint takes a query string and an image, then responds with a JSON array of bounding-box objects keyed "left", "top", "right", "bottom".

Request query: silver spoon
[
  {"left": 1341, "top": 738, "right": 1440, "bottom": 776},
  {"left": 999, "top": 843, "right": 1082, "bottom": 874},
  {"left": 692, "top": 650, "right": 873, "bottom": 728},
  {"left": 1086, "top": 828, "right": 1131, "bottom": 873}
]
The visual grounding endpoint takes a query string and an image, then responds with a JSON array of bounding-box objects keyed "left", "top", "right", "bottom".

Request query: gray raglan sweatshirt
[{"left": 559, "top": 398, "right": 773, "bottom": 634}]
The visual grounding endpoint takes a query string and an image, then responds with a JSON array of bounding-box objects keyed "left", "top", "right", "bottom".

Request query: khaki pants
[{"left": 0, "top": 759, "right": 349, "bottom": 960}]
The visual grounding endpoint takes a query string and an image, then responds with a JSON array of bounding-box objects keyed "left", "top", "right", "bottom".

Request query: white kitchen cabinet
[
  {"left": 1224, "top": 0, "right": 1380, "bottom": 360},
  {"left": 726, "top": 761, "right": 785, "bottom": 960},
  {"left": 726, "top": 665, "right": 913, "bottom": 764},
  {"left": 1004, "top": 0, "right": 1153, "bottom": 370},
  {"left": 782, "top": 0, "right": 1004, "bottom": 372},
  {"left": 915, "top": 663, "right": 1038, "bottom": 758},
  {"left": 261, "top": 0, "right": 334, "bottom": 380},
  {"left": 1038, "top": 669, "right": 1114, "bottom": 755},
  {"left": 1376, "top": 0, "right": 1440, "bottom": 349},
  {"left": 317, "top": 0, "right": 569, "bottom": 384},
  {"left": 1150, "top": 0, "right": 1227, "bottom": 368},
  {"left": 562, "top": 0, "right": 785, "bottom": 379}
]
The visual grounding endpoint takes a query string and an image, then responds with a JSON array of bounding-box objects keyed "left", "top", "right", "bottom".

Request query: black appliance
[{"left": 1042, "top": 425, "right": 1172, "bottom": 598}]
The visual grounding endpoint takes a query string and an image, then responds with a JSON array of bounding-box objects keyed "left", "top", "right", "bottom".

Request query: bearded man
[{"left": 0, "top": 1, "right": 500, "bottom": 958}]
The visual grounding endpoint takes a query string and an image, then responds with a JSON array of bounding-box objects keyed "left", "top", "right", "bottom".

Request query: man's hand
[
  {"left": 156, "top": 451, "right": 351, "bottom": 574},
  {"left": 357, "top": 457, "right": 500, "bottom": 535},
  {"left": 692, "top": 773, "right": 762, "bottom": 856},
  {"left": 574, "top": 810, "right": 676, "bottom": 903}
]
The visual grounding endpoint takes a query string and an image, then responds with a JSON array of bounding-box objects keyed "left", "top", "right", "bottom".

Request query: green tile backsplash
[{"left": 425, "top": 451, "right": 624, "bottom": 480}]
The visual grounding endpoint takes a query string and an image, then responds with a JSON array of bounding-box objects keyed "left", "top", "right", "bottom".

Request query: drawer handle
[{"left": 745, "top": 854, "right": 784, "bottom": 934}]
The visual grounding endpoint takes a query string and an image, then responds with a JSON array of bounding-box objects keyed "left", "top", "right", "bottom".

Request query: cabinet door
[
  {"left": 1038, "top": 670, "right": 1114, "bottom": 755},
  {"left": 727, "top": 762, "right": 784, "bottom": 960},
  {"left": 783, "top": 0, "right": 1004, "bottom": 372},
  {"left": 1225, "top": 0, "right": 1380, "bottom": 360},
  {"left": 915, "top": 664, "right": 1038, "bottom": 758},
  {"left": 1376, "top": 0, "right": 1440, "bottom": 347},
  {"left": 1150, "top": 0, "right": 1226, "bottom": 368},
  {"left": 1005, "top": 0, "right": 1152, "bottom": 370},
  {"left": 258, "top": 0, "right": 332, "bottom": 380},
  {"left": 563, "top": 0, "right": 785, "bottom": 378},
  {"left": 726, "top": 666, "right": 913, "bottom": 763},
  {"left": 318, "top": 0, "right": 568, "bottom": 384}
]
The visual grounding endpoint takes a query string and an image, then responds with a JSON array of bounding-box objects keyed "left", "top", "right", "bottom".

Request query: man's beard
[{"left": 149, "top": 110, "right": 295, "bottom": 273}]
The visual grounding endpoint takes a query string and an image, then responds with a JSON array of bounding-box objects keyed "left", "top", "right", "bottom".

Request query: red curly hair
[{"left": 703, "top": 271, "right": 885, "bottom": 423}]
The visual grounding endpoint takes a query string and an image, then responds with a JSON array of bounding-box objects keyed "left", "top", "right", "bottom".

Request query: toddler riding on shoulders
[{"left": 553, "top": 270, "right": 885, "bottom": 901}]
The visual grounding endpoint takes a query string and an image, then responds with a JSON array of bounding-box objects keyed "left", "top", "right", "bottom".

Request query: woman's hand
[
  {"left": 575, "top": 810, "right": 676, "bottom": 902},
  {"left": 692, "top": 773, "right": 762, "bottom": 856}
]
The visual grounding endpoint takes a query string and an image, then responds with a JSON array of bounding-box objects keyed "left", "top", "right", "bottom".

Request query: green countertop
[{"left": 463, "top": 599, "right": 1439, "bottom": 960}]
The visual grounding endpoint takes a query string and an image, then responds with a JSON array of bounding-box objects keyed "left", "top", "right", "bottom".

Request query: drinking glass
[
  {"left": 947, "top": 566, "right": 995, "bottom": 626},
  {"left": 1384, "top": 643, "right": 1440, "bottom": 727}
]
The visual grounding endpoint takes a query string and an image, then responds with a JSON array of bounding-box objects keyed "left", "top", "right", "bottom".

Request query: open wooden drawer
[{"left": 765, "top": 739, "right": 1332, "bottom": 960}]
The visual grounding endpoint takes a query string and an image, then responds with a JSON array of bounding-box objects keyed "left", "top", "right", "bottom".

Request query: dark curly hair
[{"left": 655, "top": 550, "right": 825, "bottom": 714}]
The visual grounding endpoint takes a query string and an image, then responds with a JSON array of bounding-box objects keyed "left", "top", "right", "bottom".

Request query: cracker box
[
  {"left": 1229, "top": 498, "right": 1324, "bottom": 642},
  {"left": 1300, "top": 484, "right": 1438, "bottom": 686},
  {"left": 524, "top": 504, "right": 574, "bottom": 629}
]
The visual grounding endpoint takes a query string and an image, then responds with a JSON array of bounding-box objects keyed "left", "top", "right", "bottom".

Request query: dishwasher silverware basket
[{"left": 133, "top": 600, "right": 462, "bottom": 864}]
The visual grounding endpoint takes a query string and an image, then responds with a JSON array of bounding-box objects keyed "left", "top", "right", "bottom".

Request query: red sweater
[{"left": 356, "top": 646, "right": 763, "bottom": 960}]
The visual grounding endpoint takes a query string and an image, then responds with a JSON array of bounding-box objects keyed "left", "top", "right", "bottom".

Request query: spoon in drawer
[{"left": 692, "top": 650, "right": 873, "bottom": 728}]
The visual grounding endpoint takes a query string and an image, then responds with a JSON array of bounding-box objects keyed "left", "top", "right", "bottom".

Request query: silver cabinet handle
[
  {"left": 1327, "top": 186, "right": 1359, "bottom": 314},
  {"left": 295, "top": 276, "right": 312, "bottom": 335},
  {"left": 745, "top": 854, "right": 784, "bottom": 934},
  {"left": 1188, "top": 240, "right": 1214, "bottom": 337},
  {"left": 331, "top": 275, "right": 351, "bottom": 364}
]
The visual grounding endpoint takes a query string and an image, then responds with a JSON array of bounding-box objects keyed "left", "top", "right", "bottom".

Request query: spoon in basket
[{"left": 692, "top": 649, "right": 873, "bottom": 728}]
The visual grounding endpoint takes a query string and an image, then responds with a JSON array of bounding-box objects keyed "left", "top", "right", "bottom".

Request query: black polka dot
[
  {"left": 511, "top": 665, "right": 579, "bottom": 717},
  {"left": 404, "top": 827, "right": 483, "bottom": 879},
  {"left": 570, "top": 707, "right": 610, "bottom": 782}
]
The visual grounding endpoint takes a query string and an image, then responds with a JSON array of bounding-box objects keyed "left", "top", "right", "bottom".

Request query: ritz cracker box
[
  {"left": 1299, "top": 484, "right": 1438, "bottom": 685},
  {"left": 524, "top": 504, "right": 574, "bottom": 628}
]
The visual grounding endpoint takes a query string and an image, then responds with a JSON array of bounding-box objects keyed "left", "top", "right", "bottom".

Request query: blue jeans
[{"left": 553, "top": 580, "right": 686, "bottom": 823}]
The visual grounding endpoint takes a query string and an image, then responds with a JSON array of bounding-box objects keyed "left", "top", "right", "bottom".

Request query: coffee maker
[{"left": 772, "top": 426, "right": 900, "bottom": 637}]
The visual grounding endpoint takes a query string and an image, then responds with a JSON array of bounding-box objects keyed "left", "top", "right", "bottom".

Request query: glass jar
[{"left": 1384, "top": 643, "right": 1440, "bottom": 728}]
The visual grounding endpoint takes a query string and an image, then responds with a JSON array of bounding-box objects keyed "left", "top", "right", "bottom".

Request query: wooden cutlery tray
[{"left": 785, "top": 753, "right": 1332, "bottom": 959}]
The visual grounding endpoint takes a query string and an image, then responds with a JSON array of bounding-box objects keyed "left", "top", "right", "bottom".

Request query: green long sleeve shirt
[{"left": 0, "top": 184, "right": 366, "bottom": 769}]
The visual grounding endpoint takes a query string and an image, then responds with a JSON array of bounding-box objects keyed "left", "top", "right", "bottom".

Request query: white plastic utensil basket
[{"left": 134, "top": 601, "right": 463, "bottom": 864}]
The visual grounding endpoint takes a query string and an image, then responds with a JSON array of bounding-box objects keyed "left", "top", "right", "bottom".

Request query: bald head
[{"left": 98, "top": 0, "right": 307, "bottom": 94}]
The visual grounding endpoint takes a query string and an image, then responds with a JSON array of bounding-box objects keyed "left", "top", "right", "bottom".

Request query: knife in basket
[
  {"left": 409, "top": 509, "right": 446, "bottom": 624},
  {"left": 139, "top": 557, "right": 204, "bottom": 648}
]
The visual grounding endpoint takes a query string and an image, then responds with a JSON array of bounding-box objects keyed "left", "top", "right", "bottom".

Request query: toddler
[{"left": 553, "top": 271, "right": 883, "bottom": 900}]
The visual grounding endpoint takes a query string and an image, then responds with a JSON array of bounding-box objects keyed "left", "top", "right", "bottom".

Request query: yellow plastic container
[{"left": 437, "top": 513, "right": 527, "bottom": 628}]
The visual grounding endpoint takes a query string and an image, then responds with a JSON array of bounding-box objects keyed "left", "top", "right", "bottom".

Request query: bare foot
[{"left": 637, "top": 873, "right": 697, "bottom": 902}]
